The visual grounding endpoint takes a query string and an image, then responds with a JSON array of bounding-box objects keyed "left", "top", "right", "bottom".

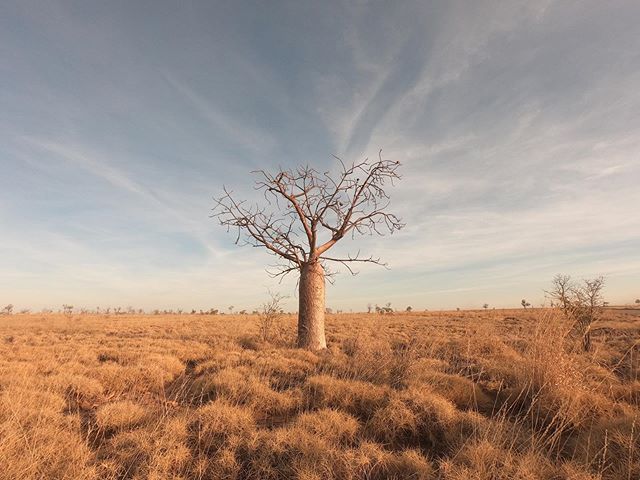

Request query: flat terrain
[{"left": 0, "top": 309, "right": 638, "bottom": 479}]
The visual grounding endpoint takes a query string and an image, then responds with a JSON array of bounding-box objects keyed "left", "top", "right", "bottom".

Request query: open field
[{"left": 0, "top": 309, "right": 638, "bottom": 480}]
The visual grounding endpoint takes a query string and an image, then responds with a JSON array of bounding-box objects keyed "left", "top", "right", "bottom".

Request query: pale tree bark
[
  {"left": 213, "top": 152, "right": 403, "bottom": 350},
  {"left": 297, "top": 261, "right": 326, "bottom": 349}
]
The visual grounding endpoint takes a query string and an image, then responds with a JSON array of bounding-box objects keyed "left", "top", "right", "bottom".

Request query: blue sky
[{"left": 1, "top": 1, "right": 639, "bottom": 312}]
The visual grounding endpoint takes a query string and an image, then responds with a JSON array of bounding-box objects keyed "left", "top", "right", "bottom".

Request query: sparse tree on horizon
[
  {"left": 521, "top": 299, "right": 531, "bottom": 309},
  {"left": 213, "top": 153, "right": 403, "bottom": 349}
]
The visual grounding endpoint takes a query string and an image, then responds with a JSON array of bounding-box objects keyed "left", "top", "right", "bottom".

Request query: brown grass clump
[
  {"left": 439, "top": 440, "right": 558, "bottom": 480},
  {"left": 342, "top": 442, "right": 435, "bottom": 480},
  {"left": 572, "top": 406, "right": 640, "bottom": 479},
  {"left": 293, "top": 408, "right": 360, "bottom": 445},
  {"left": 0, "top": 386, "right": 95, "bottom": 479},
  {"left": 0, "top": 309, "right": 638, "bottom": 479},
  {"left": 254, "top": 349, "right": 319, "bottom": 390},
  {"left": 304, "top": 374, "right": 389, "bottom": 420},
  {"left": 366, "top": 396, "right": 418, "bottom": 447},
  {"left": 413, "top": 370, "right": 495, "bottom": 413},
  {"left": 96, "top": 400, "right": 149, "bottom": 432},
  {"left": 192, "top": 400, "right": 255, "bottom": 454},
  {"left": 243, "top": 427, "right": 339, "bottom": 479},
  {"left": 191, "top": 366, "right": 300, "bottom": 423},
  {"left": 58, "top": 374, "right": 105, "bottom": 410},
  {"left": 96, "top": 414, "right": 192, "bottom": 479}
]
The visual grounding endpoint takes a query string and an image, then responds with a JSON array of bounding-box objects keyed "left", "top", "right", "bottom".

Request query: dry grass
[{"left": 0, "top": 308, "right": 638, "bottom": 479}]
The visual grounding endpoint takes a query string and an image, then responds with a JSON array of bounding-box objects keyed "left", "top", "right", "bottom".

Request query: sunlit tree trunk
[{"left": 297, "top": 261, "right": 326, "bottom": 350}]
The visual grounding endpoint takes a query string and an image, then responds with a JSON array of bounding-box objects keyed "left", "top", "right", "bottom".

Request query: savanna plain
[{"left": 0, "top": 308, "right": 638, "bottom": 480}]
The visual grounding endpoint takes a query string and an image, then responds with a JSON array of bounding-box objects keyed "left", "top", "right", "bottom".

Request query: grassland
[{"left": 0, "top": 308, "right": 638, "bottom": 479}]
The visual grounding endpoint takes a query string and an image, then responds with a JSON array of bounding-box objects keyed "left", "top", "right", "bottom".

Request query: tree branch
[{"left": 212, "top": 151, "right": 403, "bottom": 275}]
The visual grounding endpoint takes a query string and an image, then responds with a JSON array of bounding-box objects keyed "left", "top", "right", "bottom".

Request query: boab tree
[{"left": 212, "top": 153, "right": 403, "bottom": 350}]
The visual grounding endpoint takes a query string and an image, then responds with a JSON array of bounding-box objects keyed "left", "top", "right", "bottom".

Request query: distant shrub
[{"left": 258, "top": 292, "right": 285, "bottom": 343}]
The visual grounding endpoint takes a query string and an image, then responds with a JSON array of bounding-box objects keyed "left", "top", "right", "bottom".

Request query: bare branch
[
  {"left": 212, "top": 152, "right": 404, "bottom": 274},
  {"left": 319, "top": 250, "right": 388, "bottom": 276}
]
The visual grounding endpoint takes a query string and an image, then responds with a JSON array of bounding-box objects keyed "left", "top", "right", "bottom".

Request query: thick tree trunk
[{"left": 297, "top": 261, "right": 327, "bottom": 350}]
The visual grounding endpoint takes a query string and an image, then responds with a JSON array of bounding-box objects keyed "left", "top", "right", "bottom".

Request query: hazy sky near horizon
[{"left": 1, "top": 1, "right": 639, "bottom": 311}]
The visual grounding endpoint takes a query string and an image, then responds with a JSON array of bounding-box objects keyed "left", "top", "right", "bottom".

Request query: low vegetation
[{"left": 0, "top": 308, "right": 638, "bottom": 479}]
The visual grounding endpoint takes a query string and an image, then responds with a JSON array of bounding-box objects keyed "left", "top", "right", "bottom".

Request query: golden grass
[{"left": 0, "top": 308, "right": 638, "bottom": 479}]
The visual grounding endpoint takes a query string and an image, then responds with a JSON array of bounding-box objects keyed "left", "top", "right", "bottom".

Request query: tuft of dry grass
[
  {"left": 304, "top": 374, "right": 389, "bottom": 420},
  {"left": 95, "top": 400, "right": 149, "bottom": 432},
  {"left": 294, "top": 408, "right": 360, "bottom": 445},
  {"left": 0, "top": 309, "right": 638, "bottom": 479},
  {"left": 192, "top": 400, "right": 255, "bottom": 454}
]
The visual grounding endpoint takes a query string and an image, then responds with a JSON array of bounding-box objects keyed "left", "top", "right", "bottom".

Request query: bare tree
[
  {"left": 547, "top": 274, "right": 572, "bottom": 314},
  {"left": 546, "top": 274, "right": 605, "bottom": 352},
  {"left": 213, "top": 153, "right": 403, "bottom": 349},
  {"left": 521, "top": 299, "right": 531, "bottom": 309},
  {"left": 1, "top": 304, "right": 13, "bottom": 315},
  {"left": 572, "top": 277, "right": 605, "bottom": 352}
]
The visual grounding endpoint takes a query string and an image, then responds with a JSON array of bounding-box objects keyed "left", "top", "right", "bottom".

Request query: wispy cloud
[
  {"left": 1, "top": 0, "right": 639, "bottom": 310},
  {"left": 162, "top": 72, "right": 277, "bottom": 154}
]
